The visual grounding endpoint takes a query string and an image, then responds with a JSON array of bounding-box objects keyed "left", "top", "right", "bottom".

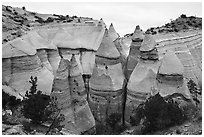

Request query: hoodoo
[
  {"left": 89, "top": 29, "right": 125, "bottom": 125},
  {"left": 125, "top": 25, "right": 144, "bottom": 79},
  {"left": 2, "top": 4, "right": 202, "bottom": 135},
  {"left": 125, "top": 34, "right": 160, "bottom": 122},
  {"left": 140, "top": 34, "right": 159, "bottom": 60},
  {"left": 69, "top": 55, "right": 96, "bottom": 134},
  {"left": 2, "top": 38, "right": 54, "bottom": 96},
  {"left": 51, "top": 56, "right": 95, "bottom": 134},
  {"left": 156, "top": 51, "right": 191, "bottom": 99},
  {"left": 108, "top": 23, "right": 119, "bottom": 41}
]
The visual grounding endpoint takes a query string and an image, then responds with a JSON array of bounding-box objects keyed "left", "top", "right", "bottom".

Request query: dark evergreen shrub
[
  {"left": 180, "top": 14, "right": 187, "bottom": 18},
  {"left": 22, "top": 76, "right": 52, "bottom": 124},
  {"left": 2, "top": 90, "right": 22, "bottom": 111},
  {"left": 106, "top": 113, "right": 122, "bottom": 130},
  {"left": 22, "top": 6, "right": 26, "bottom": 10},
  {"left": 131, "top": 93, "right": 186, "bottom": 134},
  {"left": 46, "top": 17, "right": 54, "bottom": 23}
]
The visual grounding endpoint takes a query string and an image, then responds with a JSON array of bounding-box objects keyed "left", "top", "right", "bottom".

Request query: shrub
[
  {"left": 22, "top": 76, "right": 52, "bottom": 124},
  {"left": 22, "top": 76, "right": 65, "bottom": 134},
  {"left": 5, "top": 6, "right": 12, "bottom": 12},
  {"left": 14, "top": 11, "right": 18, "bottom": 15},
  {"left": 131, "top": 93, "right": 186, "bottom": 134},
  {"left": 145, "top": 94, "right": 185, "bottom": 132},
  {"left": 22, "top": 6, "right": 26, "bottom": 10},
  {"left": 180, "top": 14, "right": 187, "bottom": 18},
  {"left": 152, "top": 31, "right": 157, "bottom": 35},
  {"left": 106, "top": 113, "right": 122, "bottom": 130},
  {"left": 105, "top": 113, "right": 126, "bottom": 134},
  {"left": 130, "top": 103, "right": 144, "bottom": 126},
  {"left": 46, "top": 17, "right": 54, "bottom": 23},
  {"left": 174, "top": 28, "right": 179, "bottom": 32},
  {"left": 45, "top": 96, "right": 65, "bottom": 134},
  {"left": 2, "top": 90, "right": 22, "bottom": 111}
]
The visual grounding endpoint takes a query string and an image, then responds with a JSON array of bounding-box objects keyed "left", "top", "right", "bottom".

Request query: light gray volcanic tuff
[
  {"left": 2, "top": 5, "right": 202, "bottom": 135},
  {"left": 125, "top": 25, "right": 144, "bottom": 80},
  {"left": 2, "top": 19, "right": 106, "bottom": 96},
  {"left": 51, "top": 55, "right": 95, "bottom": 134},
  {"left": 89, "top": 28, "right": 125, "bottom": 124}
]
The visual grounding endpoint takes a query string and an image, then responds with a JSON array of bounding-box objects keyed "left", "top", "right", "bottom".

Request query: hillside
[
  {"left": 146, "top": 14, "right": 202, "bottom": 35},
  {"left": 124, "top": 14, "right": 202, "bottom": 37},
  {"left": 2, "top": 5, "right": 94, "bottom": 44}
]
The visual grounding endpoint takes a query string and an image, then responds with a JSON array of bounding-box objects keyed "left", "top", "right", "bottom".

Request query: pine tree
[{"left": 23, "top": 76, "right": 51, "bottom": 124}]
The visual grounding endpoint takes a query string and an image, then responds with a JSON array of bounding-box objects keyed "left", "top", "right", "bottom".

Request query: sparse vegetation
[
  {"left": 180, "top": 14, "right": 187, "bottom": 18},
  {"left": 2, "top": 91, "right": 22, "bottom": 112},
  {"left": 130, "top": 93, "right": 186, "bottom": 134},
  {"left": 145, "top": 14, "right": 202, "bottom": 34},
  {"left": 22, "top": 76, "right": 52, "bottom": 124},
  {"left": 95, "top": 113, "right": 127, "bottom": 135},
  {"left": 22, "top": 6, "right": 26, "bottom": 10}
]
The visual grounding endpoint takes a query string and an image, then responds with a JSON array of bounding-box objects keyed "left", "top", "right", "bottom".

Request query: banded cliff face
[
  {"left": 155, "top": 30, "right": 202, "bottom": 85},
  {"left": 89, "top": 30, "right": 125, "bottom": 124},
  {"left": 2, "top": 20, "right": 105, "bottom": 97},
  {"left": 2, "top": 38, "right": 54, "bottom": 96},
  {"left": 51, "top": 55, "right": 95, "bottom": 134},
  {"left": 125, "top": 34, "right": 160, "bottom": 122}
]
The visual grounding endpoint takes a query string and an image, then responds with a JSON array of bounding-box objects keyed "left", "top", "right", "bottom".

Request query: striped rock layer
[
  {"left": 51, "top": 56, "right": 95, "bottom": 134},
  {"left": 89, "top": 31, "right": 125, "bottom": 124},
  {"left": 2, "top": 21, "right": 105, "bottom": 97},
  {"left": 155, "top": 30, "right": 202, "bottom": 85},
  {"left": 125, "top": 31, "right": 200, "bottom": 122},
  {"left": 2, "top": 40, "right": 54, "bottom": 96}
]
